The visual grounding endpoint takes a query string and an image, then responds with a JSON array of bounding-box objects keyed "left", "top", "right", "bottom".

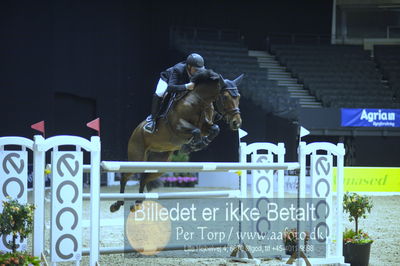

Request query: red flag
[
  {"left": 86, "top": 118, "right": 100, "bottom": 136},
  {"left": 31, "top": 120, "right": 45, "bottom": 137}
]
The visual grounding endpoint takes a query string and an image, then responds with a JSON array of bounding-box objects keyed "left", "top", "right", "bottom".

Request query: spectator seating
[
  {"left": 270, "top": 44, "right": 399, "bottom": 108},
  {"left": 173, "top": 38, "right": 300, "bottom": 119},
  {"left": 374, "top": 45, "right": 400, "bottom": 102}
]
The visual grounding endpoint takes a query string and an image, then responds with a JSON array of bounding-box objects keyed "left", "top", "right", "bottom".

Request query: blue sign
[{"left": 341, "top": 108, "right": 400, "bottom": 127}]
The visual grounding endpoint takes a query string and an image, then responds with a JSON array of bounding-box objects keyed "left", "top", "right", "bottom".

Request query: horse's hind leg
[
  {"left": 131, "top": 151, "right": 173, "bottom": 211},
  {"left": 111, "top": 126, "right": 147, "bottom": 212},
  {"left": 141, "top": 151, "right": 173, "bottom": 193},
  {"left": 130, "top": 172, "right": 164, "bottom": 212}
]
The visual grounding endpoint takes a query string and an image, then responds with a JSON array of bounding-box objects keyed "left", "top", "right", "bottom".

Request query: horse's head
[
  {"left": 215, "top": 74, "right": 243, "bottom": 131},
  {"left": 191, "top": 69, "right": 221, "bottom": 100}
]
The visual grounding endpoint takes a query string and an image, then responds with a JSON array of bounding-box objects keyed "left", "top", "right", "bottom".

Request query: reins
[{"left": 214, "top": 88, "right": 241, "bottom": 122}]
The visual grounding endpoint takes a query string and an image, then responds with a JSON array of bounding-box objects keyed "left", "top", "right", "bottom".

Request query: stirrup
[{"left": 144, "top": 120, "right": 156, "bottom": 133}]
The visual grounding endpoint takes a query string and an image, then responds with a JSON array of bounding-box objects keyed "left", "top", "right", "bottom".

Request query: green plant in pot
[
  {"left": 343, "top": 192, "right": 373, "bottom": 266},
  {"left": 0, "top": 198, "right": 41, "bottom": 266}
]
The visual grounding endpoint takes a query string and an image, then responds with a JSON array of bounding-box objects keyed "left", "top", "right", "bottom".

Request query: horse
[
  {"left": 180, "top": 73, "right": 243, "bottom": 153},
  {"left": 110, "top": 69, "right": 243, "bottom": 212}
]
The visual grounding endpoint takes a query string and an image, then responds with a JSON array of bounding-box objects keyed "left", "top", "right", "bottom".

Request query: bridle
[{"left": 214, "top": 87, "right": 241, "bottom": 122}]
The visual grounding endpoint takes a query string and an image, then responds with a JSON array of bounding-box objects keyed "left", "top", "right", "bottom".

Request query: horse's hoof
[
  {"left": 180, "top": 144, "right": 192, "bottom": 154},
  {"left": 130, "top": 203, "right": 142, "bottom": 213},
  {"left": 110, "top": 203, "right": 120, "bottom": 213}
]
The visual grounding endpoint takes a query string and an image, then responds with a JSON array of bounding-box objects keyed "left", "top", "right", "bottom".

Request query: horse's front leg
[
  {"left": 193, "top": 123, "right": 220, "bottom": 150},
  {"left": 204, "top": 123, "right": 220, "bottom": 144},
  {"left": 191, "top": 128, "right": 202, "bottom": 145},
  {"left": 181, "top": 124, "right": 220, "bottom": 153},
  {"left": 176, "top": 119, "right": 202, "bottom": 144},
  {"left": 178, "top": 118, "right": 214, "bottom": 153}
]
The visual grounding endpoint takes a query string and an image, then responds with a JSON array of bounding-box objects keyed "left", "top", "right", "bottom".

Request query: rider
[{"left": 144, "top": 53, "right": 206, "bottom": 133}]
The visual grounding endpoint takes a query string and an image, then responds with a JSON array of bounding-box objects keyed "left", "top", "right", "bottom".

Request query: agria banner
[{"left": 341, "top": 108, "right": 400, "bottom": 127}]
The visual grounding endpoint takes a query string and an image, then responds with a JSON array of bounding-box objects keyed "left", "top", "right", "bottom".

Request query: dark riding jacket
[{"left": 160, "top": 62, "right": 190, "bottom": 93}]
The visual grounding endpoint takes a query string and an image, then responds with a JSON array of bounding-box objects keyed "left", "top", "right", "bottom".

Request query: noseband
[{"left": 214, "top": 88, "right": 241, "bottom": 122}]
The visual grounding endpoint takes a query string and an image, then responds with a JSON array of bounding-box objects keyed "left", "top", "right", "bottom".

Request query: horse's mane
[{"left": 191, "top": 69, "right": 220, "bottom": 84}]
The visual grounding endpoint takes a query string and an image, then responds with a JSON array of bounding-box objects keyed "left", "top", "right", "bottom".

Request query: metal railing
[{"left": 170, "top": 26, "right": 241, "bottom": 41}]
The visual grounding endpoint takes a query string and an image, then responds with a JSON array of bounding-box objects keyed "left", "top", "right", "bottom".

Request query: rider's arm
[
  {"left": 166, "top": 68, "right": 191, "bottom": 92},
  {"left": 185, "top": 82, "right": 194, "bottom": 90}
]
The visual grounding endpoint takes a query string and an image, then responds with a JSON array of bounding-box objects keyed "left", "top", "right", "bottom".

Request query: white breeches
[{"left": 154, "top": 78, "right": 168, "bottom": 97}]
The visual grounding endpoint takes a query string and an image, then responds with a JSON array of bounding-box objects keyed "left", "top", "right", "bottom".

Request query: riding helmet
[{"left": 186, "top": 53, "right": 205, "bottom": 69}]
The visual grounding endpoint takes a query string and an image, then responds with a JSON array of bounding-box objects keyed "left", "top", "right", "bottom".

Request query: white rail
[
  {"left": 100, "top": 161, "right": 300, "bottom": 172},
  {"left": 82, "top": 190, "right": 241, "bottom": 200}
]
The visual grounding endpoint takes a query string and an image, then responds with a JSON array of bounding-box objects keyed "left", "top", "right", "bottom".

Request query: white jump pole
[
  {"left": 89, "top": 137, "right": 101, "bottom": 266},
  {"left": 101, "top": 161, "right": 300, "bottom": 172},
  {"left": 83, "top": 190, "right": 240, "bottom": 200},
  {"left": 33, "top": 135, "right": 46, "bottom": 258}
]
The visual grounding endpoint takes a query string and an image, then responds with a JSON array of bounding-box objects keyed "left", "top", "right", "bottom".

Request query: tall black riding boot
[{"left": 144, "top": 94, "right": 163, "bottom": 133}]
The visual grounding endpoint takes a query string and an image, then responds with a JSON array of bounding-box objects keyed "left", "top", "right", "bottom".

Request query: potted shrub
[
  {"left": 0, "top": 198, "right": 41, "bottom": 266},
  {"left": 343, "top": 192, "right": 373, "bottom": 266}
]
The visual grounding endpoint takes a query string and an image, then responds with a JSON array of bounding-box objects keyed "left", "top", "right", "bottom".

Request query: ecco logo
[
  {"left": 1, "top": 151, "right": 27, "bottom": 251},
  {"left": 52, "top": 152, "right": 82, "bottom": 261},
  {"left": 253, "top": 153, "right": 274, "bottom": 235},
  {"left": 312, "top": 155, "right": 331, "bottom": 243}
]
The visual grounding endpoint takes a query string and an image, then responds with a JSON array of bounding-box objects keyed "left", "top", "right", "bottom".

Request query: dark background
[{"left": 0, "top": 0, "right": 343, "bottom": 162}]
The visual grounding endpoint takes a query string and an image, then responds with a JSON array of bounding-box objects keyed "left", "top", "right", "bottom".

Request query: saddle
[{"left": 158, "top": 91, "right": 189, "bottom": 119}]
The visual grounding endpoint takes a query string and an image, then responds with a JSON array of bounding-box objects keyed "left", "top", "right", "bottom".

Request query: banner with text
[
  {"left": 333, "top": 167, "right": 400, "bottom": 192},
  {"left": 123, "top": 198, "right": 327, "bottom": 258},
  {"left": 341, "top": 108, "right": 400, "bottom": 127}
]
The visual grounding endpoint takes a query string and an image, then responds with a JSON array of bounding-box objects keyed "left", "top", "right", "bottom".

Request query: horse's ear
[
  {"left": 233, "top": 74, "right": 244, "bottom": 86},
  {"left": 219, "top": 74, "right": 226, "bottom": 89}
]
